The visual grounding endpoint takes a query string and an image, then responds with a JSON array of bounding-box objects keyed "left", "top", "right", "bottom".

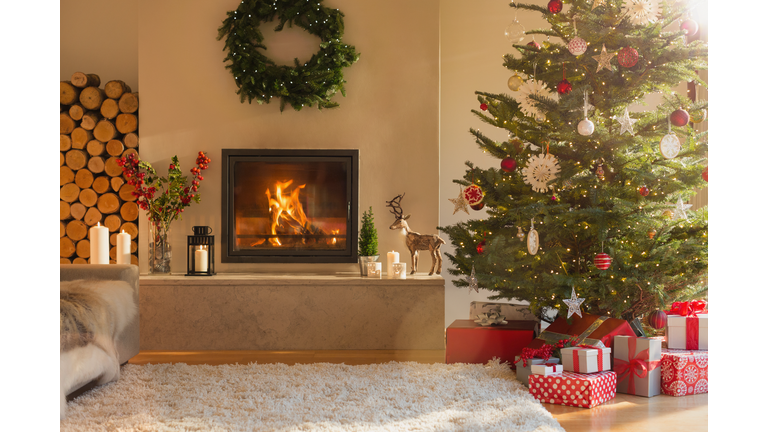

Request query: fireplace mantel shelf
[{"left": 140, "top": 272, "right": 444, "bottom": 286}]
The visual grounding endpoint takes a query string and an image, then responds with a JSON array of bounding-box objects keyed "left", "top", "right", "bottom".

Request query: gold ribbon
[{"left": 535, "top": 315, "right": 609, "bottom": 348}]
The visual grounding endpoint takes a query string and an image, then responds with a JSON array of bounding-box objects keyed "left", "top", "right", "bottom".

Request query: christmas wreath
[{"left": 217, "top": 0, "right": 360, "bottom": 111}]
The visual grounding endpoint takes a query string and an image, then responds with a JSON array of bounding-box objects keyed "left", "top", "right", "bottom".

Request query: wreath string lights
[{"left": 217, "top": 0, "right": 360, "bottom": 111}]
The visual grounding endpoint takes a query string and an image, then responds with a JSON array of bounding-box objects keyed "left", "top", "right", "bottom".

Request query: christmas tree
[{"left": 439, "top": 0, "right": 708, "bottom": 324}]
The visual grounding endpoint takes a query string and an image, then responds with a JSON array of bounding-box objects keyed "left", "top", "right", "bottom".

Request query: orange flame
[{"left": 266, "top": 180, "right": 307, "bottom": 246}]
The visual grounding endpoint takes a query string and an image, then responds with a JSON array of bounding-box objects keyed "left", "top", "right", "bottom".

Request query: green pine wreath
[{"left": 217, "top": 0, "right": 360, "bottom": 111}]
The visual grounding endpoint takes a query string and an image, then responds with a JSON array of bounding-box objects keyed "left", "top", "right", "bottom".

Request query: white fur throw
[{"left": 60, "top": 279, "right": 137, "bottom": 419}]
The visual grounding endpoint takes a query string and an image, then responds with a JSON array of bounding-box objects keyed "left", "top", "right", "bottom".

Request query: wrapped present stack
[{"left": 660, "top": 301, "right": 708, "bottom": 396}]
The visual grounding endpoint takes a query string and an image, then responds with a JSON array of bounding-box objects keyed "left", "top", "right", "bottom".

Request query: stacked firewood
[{"left": 60, "top": 72, "right": 139, "bottom": 264}]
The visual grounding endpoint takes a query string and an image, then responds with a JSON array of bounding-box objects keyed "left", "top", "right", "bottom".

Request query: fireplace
[{"left": 221, "top": 149, "right": 359, "bottom": 263}]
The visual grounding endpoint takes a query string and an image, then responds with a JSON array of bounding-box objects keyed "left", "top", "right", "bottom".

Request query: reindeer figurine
[{"left": 386, "top": 193, "right": 446, "bottom": 276}]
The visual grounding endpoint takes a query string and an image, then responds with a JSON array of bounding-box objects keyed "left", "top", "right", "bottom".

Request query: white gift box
[
  {"left": 666, "top": 314, "right": 708, "bottom": 350},
  {"left": 531, "top": 363, "right": 563, "bottom": 376},
  {"left": 515, "top": 357, "right": 559, "bottom": 387},
  {"left": 560, "top": 346, "right": 612, "bottom": 373}
]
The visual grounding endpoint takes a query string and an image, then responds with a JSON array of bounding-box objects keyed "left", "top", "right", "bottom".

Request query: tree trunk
[
  {"left": 104, "top": 214, "right": 123, "bottom": 232},
  {"left": 66, "top": 220, "right": 88, "bottom": 241},
  {"left": 97, "top": 192, "right": 120, "bottom": 214},
  {"left": 92, "top": 176, "right": 110, "bottom": 194},
  {"left": 115, "top": 113, "right": 138, "bottom": 134},
  {"left": 106, "top": 139, "right": 124, "bottom": 157},
  {"left": 80, "top": 111, "right": 102, "bottom": 130},
  {"left": 61, "top": 237, "right": 76, "bottom": 258},
  {"left": 61, "top": 183, "right": 81, "bottom": 203},
  {"left": 118, "top": 92, "right": 139, "bottom": 113},
  {"left": 79, "top": 86, "right": 107, "bottom": 110},
  {"left": 60, "top": 112, "right": 76, "bottom": 134},
  {"left": 88, "top": 156, "right": 105, "bottom": 174},
  {"left": 105, "top": 80, "right": 131, "bottom": 99},
  {"left": 120, "top": 201, "right": 139, "bottom": 221},
  {"left": 93, "top": 119, "right": 117, "bottom": 142},
  {"left": 76, "top": 239, "right": 91, "bottom": 259},
  {"left": 123, "top": 132, "right": 138, "bottom": 148},
  {"left": 60, "top": 166, "right": 75, "bottom": 185},
  {"left": 60, "top": 81, "right": 81, "bottom": 105},
  {"left": 84, "top": 207, "right": 103, "bottom": 226},
  {"left": 71, "top": 72, "right": 101, "bottom": 88},
  {"left": 79, "top": 188, "right": 98, "bottom": 207},
  {"left": 74, "top": 169, "right": 94, "bottom": 189},
  {"left": 68, "top": 104, "right": 85, "bottom": 121},
  {"left": 86, "top": 139, "right": 105, "bottom": 157},
  {"left": 60, "top": 201, "right": 71, "bottom": 220},
  {"left": 70, "top": 202, "right": 86, "bottom": 221},
  {"left": 61, "top": 134, "right": 72, "bottom": 151},
  {"left": 65, "top": 149, "right": 87, "bottom": 170},
  {"left": 100, "top": 98, "right": 120, "bottom": 119},
  {"left": 70, "top": 127, "right": 93, "bottom": 149}
]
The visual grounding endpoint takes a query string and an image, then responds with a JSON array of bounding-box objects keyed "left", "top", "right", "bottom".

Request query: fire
[{"left": 266, "top": 180, "right": 307, "bottom": 246}]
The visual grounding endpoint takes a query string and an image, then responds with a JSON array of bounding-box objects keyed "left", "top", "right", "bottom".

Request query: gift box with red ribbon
[
  {"left": 531, "top": 362, "right": 563, "bottom": 376},
  {"left": 613, "top": 335, "right": 662, "bottom": 397},
  {"left": 445, "top": 319, "right": 537, "bottom": 365},
  {"left": 561, "top": 345, "right": 612, "bottom": 373},
  {"left": 514, "top": 345, "right": 558, "bottom": 386},
  {"left": 528, "top": 371, "right": 616, "bottom": 408},
  {"left": 660, "top": 348, "right": 708, "bottom": 396},
  {"left": 526, "top": 313, "right": 635, "bottom": 351},
  {"left": 666, "top": 300, "right": 708, "bottom": 350}
]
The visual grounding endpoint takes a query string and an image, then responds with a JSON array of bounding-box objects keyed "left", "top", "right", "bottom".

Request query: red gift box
[
  {"left": 528, "top": 371, "right": 616, "bottom": 408},
  {"left": 526, "top": 313, "right": 635, "bottom": 351},
  {"left": 445, "top": 320, "right": 537, "bottom": 365},
  {"left": 660, "top": 348, "right": 708, "bottom": 396}
]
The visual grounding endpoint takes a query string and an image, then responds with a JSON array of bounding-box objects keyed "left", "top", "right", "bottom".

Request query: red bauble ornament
[
  {"left": 527, "top": 40, "right": 541, "bottom": 51},
  {"left": 480, "top": 103, "right": 488, "bottom": 111},
  {"left": 594, "top": 252, "right": 612, "bottom": 270},
  {"left": 670, "top": 109, "right": 690, "bottom": 127},
  {"left": 648, "top": 309, "right": 668, "bottom": 330},
  {"left": 463, "top": 184, "right": 484, "bottom": 206},
  {"left": 617, "top": 46, "right": 639, "bottom": 68},
  {"left": 548, "top": 0, "right": 563, "bottom": 13},
  {"left": 501, "top": 157, "right": 517, "bottom": 172},
  {"left": 477, "top": 240, "right": 486, "bottom": 254},
  {"left": 681, "top": 19, "right": 698, "bottom": 36},
  {"left": 470, "top": 202, "right": 485, "bottom": 211},
  {"left": 702, "top": 166, "right": 708, "bottom": 182},
  {"left": 639, "top": 186, "right": 650, "bottom": 197},
  {"left": 557, "top": 79, "right": 572, "bottom": 95}
]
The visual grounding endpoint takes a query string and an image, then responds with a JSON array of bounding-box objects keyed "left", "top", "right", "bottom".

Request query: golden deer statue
[{"left": 386, "top": 194, "right": 446, "bottom": 276}]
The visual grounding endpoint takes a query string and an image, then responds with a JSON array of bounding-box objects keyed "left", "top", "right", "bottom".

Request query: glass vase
[{"left": 149, "top": 220, "right": 172, "bottom": 275}]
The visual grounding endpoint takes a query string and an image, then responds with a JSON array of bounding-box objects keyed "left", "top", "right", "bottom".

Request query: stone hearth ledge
[{"left": 140, "top": 273, "right": 445, "bottom": 351}]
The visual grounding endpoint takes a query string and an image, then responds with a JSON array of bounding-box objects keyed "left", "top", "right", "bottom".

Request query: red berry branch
[{"left": 118, "top": 151, "right": 211, "bottom": 231}]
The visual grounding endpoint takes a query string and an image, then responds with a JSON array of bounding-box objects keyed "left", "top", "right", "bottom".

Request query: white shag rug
[{"left": 61, "top": 360, "right": 565, "bottom": 432}]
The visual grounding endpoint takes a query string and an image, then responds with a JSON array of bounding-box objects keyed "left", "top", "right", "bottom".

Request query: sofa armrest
[{"left": 60, "top": 264, "right": 140, "bottom": 363}]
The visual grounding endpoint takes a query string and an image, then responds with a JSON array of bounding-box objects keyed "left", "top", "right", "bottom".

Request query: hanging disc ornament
[
  {"left": 507, "top": 74, "right": 524, "bottom": 91},
  {"left": 681, "top": 18, "right": 698, "bottom": 36},
  {"left": 578, "top": 119, "right": 595, "bottom": 136},
  {"left": 463, "top": 184, "right": 484, "bottom": 206},
  {"left": 594, "top": 252, "right": 612, "bottom": 270},
  {"left": 522, "top": 152, "right": 561, "bottom": 193},
  {"left": 470, "top": 202, "right": 485, "bottom": 211},
  {"left": 548, "top": 0, "right": 563, "bottom": 13},
  {"left": 659, "top": 133, "right": 681, "bottom": 159},
  {"left": 617, "top": 46, "right": 639, "bottom": 68},
  {"left": 568, "top": 37, "right": 588, "bottom": 56},
  {"left": 670, "top": 109, "right": 690, "bottom": 127},
  {"left": 639, "top": 186, "right": 650, "bottom": 196},
  {"left": 648, "top": 309, "right": 668, "bottom": 330},
  {"left": 690, "top": 109, "right": 707, "bottom": 124},
  {"left": 527, "top": 218, "right": 539, "bottom": 255},
  {"left": 501, "top": 156, "right": 517, "bottom": 172},
  {"left": 702, "top": 166, "right": 708, "bottom": 182}
]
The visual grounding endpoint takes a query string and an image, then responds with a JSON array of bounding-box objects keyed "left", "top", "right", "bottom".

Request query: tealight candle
[
  {"left": 89, "top": 222, "right": 109, "bottom": 264},
  {"left": 116, "top": 230, "right": 131, "bottom": 264},
  {"left": 195, "top": 246, "right": 208, "bottom": 272}
]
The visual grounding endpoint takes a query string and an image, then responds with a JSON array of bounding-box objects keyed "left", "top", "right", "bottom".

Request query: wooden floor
[{"left": 129, "top": 350, "right": 708, "bottom": 432}]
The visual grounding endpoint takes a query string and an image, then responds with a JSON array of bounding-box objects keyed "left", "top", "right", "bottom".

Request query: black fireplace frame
[{"left": 221, "top": 149, "right": 359, "bottom": 263}]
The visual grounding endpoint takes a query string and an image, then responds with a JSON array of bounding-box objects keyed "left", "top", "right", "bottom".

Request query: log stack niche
[{"left": 60, "top": 72, "right": 139, "bottom": 265}]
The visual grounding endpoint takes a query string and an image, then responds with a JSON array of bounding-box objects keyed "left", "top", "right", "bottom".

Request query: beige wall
[{"left": 135, "top": 0, "right": 439, "bottom": 274}]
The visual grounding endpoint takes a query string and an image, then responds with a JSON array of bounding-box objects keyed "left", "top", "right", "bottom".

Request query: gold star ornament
[
  {"left": 592, "top": 44, "right": 617, "bottom": 73},
  {"left": 449, "top": 187, "right": 470, "bottom": 215}
]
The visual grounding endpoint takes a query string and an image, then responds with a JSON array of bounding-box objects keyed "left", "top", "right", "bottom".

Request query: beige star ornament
[
  {"left": 449, "top": 187, "right": 470, "bottom": 215},
  {"left": 592, "top": 44, "right": 616, "bottom": 73}
]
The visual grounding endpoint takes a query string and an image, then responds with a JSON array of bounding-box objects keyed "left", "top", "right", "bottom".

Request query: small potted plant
[{"left": 358, "top": 206, "right": 379, "bottom": 276}]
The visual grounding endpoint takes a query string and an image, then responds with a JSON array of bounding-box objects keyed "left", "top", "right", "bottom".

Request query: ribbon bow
[
  {"left": 614, "top": 337, "right": 660, "bottom": 394},
  {"left": 514, "top": 345, "right": 554, "bottom": 368},
  {"left": 668, "top": 300, "right": 708, "bottom": 317}
]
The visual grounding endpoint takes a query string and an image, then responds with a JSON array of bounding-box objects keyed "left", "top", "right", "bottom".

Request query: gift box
[
  {"left": 469, "top": 301, "right": 540, "bottom": 333},
  {"left": 526, "top": 313, "right": 635, "bottom": 351},
  {"left": 445, "top": 319, "right": 537, "bottom": 365},
  {"left": 515, "top": 356, "right": 559, "bottom": 386},
  {"left": 613, "top": 335, "right": 662, "bottom": 397},
  {"left": 561, "top": 346, "right": 612, "bottom": 373},
  {"left": 666, "top": 300, "right": 708, "bottom": 350},
  {"left": 528, "top": 371, "right": 616, "bottom": 408},
  {"left": 660, "top": 348, "right": 708, "bottom": 396},
  {"left": 531, "top": 363, "right": 563, "bottom": 376}
]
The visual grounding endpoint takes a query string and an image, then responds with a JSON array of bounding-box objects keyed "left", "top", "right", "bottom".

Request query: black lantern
[{"left": 186, "top": 226, "right": 215, "bottom": 276}]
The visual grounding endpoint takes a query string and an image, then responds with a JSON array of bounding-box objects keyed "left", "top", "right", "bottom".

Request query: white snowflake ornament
[
  {"left": 514, "top": 79, "right": 557, "bottom": 121},
  {"left": 621, "top": 0, "right": 661, "bottom": 26},
  {"left": 522, "top": 153, "right": 561, "bottom": 193}
]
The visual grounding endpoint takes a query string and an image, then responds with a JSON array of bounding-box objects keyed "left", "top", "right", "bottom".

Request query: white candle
[
  {"left": 195, "top": 246, "right": 208, "bottom": 272},
  {"left": 89, "top": 222, "right": 109, "bottom": 264},
  {"left": 367, "top": 262, "right": 381, "bottom": 278},
  {"left": 116, "top": 230, "right": 131, "bottom": 264},
  {"left": 387, "top": 250, "right": 399, "bottom": 279}
]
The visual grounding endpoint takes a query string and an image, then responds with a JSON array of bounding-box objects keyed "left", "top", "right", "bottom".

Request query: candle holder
[
  {"left": 186, "top": 226, "right": 215, "bottom": 276},
  {"left": 392, "top": 262, "right": 407, "bottom": 280},
  {"left": 366, "top": 262, "right": 382, "bottom": 278}
]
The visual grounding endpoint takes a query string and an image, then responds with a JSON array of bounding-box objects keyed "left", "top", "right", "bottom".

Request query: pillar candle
[
  {"left": 195, "top": 246, "right": 208, "bottom": 272},
  {"left": 89, "top": 222, "right": 109, "bottom": 264},
  {"left": 387, "top": 250, "right": 399, "bottom": 279},
  {"left": 116, "top": 230, "right": 131, "bottom": 264}
]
